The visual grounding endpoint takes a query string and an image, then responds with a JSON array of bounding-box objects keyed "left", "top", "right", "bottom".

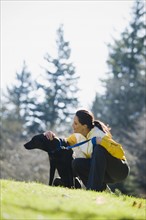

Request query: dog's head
[{"left": 24, "top": 134, "right": 61, "bottom": 154}]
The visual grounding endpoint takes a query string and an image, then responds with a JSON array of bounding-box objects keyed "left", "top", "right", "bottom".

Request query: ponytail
[{"left": 94, "top": 120, "right": 111, "bottom": 135}]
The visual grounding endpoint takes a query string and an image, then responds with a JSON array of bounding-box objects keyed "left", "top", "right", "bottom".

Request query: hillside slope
[{"left": 1, "top": 179, "right": 145, "bottom": 220}]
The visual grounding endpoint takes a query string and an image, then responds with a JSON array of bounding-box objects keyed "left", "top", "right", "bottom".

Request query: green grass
[{"left": 1, "top": 179, "right": 145, "bottom": 220}]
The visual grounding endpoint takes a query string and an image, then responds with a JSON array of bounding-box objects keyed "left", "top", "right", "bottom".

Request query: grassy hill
[{"left": 1, "top": 179, "right": 145, "bottom": 220}]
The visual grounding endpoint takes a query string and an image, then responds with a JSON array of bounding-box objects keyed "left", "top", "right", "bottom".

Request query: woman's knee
[{"left": 93, "top": 144, "right": 106, "bottom": 153}]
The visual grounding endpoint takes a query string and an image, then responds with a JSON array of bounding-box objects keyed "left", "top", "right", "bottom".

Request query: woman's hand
[
  {"left": 91, "top": 137, "right": 102, "bottom": 145},
  {"left": 96, "top": 137, "right": 102, "bottom": 144},
  {"left": 44, "top": 131, "right": 56, "bottom": 140}
]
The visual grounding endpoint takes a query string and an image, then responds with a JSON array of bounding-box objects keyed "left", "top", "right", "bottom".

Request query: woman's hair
[
  {"left": 76, "top": 109, "right": 111, "bottom": 134},
  {"left": 94, "top": 120, "right": 111, "bottom": 134},
  {"left": 76, "top": 109, "right": 94, "bottom": 129}
]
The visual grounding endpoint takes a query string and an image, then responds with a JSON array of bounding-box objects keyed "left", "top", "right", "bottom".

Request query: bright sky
[{"left": 1, "top": 0, "right": 134, "bottom": 108}]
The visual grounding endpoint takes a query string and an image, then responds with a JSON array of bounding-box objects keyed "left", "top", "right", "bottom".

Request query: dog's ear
[
  {"left": 36, "top": 134, "right": 61, "bottom": 153},
  {"left": 43, "top": 135, "right": 61, "bottom": 153}
]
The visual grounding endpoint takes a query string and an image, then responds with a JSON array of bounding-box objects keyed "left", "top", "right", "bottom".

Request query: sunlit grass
[{"left": 1, "top": 179, "right": 145, "bottom": 219}]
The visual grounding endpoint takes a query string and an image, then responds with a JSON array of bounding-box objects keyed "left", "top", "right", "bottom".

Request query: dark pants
[{"left": 72, "top": 145, "right": 130, "bottom": 191}]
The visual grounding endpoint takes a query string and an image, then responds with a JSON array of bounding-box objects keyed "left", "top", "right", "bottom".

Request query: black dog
[{"left": 24, "top": 134, "right": 80, "bottom": 188}]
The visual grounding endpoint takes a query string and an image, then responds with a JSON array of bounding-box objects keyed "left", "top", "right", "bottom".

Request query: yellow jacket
[{"left": 66, "top": 127, "right": 126, "bottom": 160}]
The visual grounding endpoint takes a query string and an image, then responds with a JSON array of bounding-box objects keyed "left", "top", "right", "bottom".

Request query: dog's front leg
[{"left": 48, "top": 154, "right": 56, "bottom": 185}]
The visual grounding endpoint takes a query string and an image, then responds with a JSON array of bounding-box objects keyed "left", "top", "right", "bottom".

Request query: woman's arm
[
  {"left": 94, "top": 135, "right": 126, "bottom": 160},
  {"left": 44, "top": 131, "right": 70, "bottom": 148}
]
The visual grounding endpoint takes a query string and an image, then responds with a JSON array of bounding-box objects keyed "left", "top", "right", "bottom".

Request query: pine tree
[
  {"left": 35, "top": 24, "right": 79, "bottom": 132},
  {"left": 92, "top": 0, "right": 146, "bottom": 139},
  {"left": 4, "top": 61, "right": 37, "bottom": 135}
]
